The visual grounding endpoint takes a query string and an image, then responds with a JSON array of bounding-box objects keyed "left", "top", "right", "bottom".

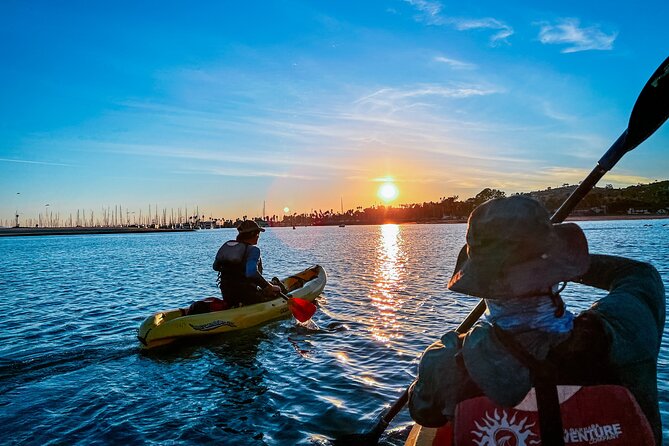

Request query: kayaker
[
  {"left": 212, "top": 220, "right": 281, "bottom": 307},
  {"left": 408, "top": 195, "right": 665, "bottom": 445}
]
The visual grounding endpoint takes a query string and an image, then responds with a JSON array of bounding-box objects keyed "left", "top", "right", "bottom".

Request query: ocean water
[{"left": 0, "top": 220, "right": 667, "bottom": 445}]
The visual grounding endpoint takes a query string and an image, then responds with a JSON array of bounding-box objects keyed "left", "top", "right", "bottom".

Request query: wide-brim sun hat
[
  {"left": 237, "top": 220, "right": 266, "bottom": 235},
  {"left": 448, "top": 195, "right": 589, "bottom": 299}
]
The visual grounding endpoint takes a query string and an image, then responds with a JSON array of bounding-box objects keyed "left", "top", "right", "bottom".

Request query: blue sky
[{"left": 1, "top": 0, "right": 668, "bottom": 224}]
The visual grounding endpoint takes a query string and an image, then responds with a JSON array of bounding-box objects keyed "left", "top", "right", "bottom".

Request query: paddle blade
[
  {"left": 626, "top": 56, "right": 669, "bottom": 150},
  {"left": 599, "top": 56, "right": 669, "bottom": 171},
  {"left": 286, "top": 297, "right": 317, "bottom": 322}
]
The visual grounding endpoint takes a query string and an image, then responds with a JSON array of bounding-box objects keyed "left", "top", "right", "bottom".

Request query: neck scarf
[{"left": 484, "top": 294, "right": 574, "bottom": 359}]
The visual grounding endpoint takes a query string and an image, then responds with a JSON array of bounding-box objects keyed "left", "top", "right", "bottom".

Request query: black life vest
[
  {"left": 213, "top": 241, "right": 266, "bottom": 307},
  {"left": 213, "top": 240, "right": 249, "bottom": 281}
]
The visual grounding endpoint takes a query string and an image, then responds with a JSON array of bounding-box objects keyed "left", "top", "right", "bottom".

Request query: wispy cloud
[
  {"left": 172, "top": 165, "right": 320, "bottom": 180},
  {"left": 541, "top": 167, "right": 653, "bottom": 187},
  {"left": 60, "top": 137, "right": 379, "bottom": 185},
  {"left": 354, "top": 84, "right": 499, "bottom": 113},
  {"left": 404, "top": 0, "right": 443, "bottom": 25},
  {"left": 434, "top": 56, "right": 476, "bottom": 70},
  {"left": 539, "top": 100, "right": 577, "bottom": 122},
  {"left": 0, "top": 157, "right": 75, "bottom": 167},
  {"left": 451, "top": 18, "right": 514, "bottom": 46},
  {"left": 537, "top": 18, "right": 617, "bottom": 53},
  {"left": 404, "top": 0, "right": 513, "bottom": 45}
]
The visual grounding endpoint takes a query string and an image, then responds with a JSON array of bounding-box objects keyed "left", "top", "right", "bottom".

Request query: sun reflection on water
[
  {"left": 333, "top": 351, "right": 350, "bottom": 364},
  {"left": 369, "top": 224, "right": 407, "bottom": 343}
]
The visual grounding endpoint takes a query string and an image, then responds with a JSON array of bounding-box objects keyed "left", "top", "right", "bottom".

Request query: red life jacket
[{"left": 415, "top": 384, "right": 654, "bottom": 445}]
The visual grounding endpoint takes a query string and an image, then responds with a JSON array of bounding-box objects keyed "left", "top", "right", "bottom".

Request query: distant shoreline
[
  {"left": 2, "top": 214, "right": 667, "bottom": 236},
  {"left": 564, "top": 214, "right": 669, "bottom": 222},
  {"left": 0, "top": 227, "right": 196, "bottom": 237},
  {"left": 413, "top": 214, "right": 669, "bottom": 225}
]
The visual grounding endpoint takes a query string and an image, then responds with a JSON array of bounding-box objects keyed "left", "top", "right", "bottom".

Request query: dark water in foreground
[{"left": 1, "top": 220, "right": 668, "bottom": 445}]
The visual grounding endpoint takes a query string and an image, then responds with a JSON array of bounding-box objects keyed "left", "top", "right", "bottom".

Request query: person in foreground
[
  {"left": 408, "top": 195, "right": 665, "bottom": 445},
  {"left": 212, "top": 220, "right": 281, "bottom": 308}
]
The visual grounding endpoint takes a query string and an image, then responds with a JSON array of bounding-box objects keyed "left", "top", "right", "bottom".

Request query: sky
[{"left": 1, "top": 0, "right": 668, "bottom": 224}]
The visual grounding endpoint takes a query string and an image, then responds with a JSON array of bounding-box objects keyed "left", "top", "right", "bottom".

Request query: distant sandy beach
[
  {"left": 417, "top": 214, "right": 669, "bottom": 225},
  {"left": 565, "top": 215, "right": 669, "bottom": 222}
]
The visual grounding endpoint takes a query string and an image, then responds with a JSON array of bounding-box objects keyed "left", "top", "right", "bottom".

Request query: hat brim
[
  {"left": 448, "top": 223, "right": 589, "bottom": 299},
  {"left": 238, "top": 227, "right": 265, "bottom": 234}
]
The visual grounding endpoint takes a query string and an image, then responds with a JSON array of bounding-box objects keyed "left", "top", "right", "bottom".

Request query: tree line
[{"left": 239, "top": 180, "right": 669, "bottom": 227}]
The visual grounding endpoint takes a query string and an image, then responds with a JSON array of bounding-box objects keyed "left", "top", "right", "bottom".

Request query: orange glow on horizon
[{"left": 260, "top": 160, "right": 434, "bottom": 217}]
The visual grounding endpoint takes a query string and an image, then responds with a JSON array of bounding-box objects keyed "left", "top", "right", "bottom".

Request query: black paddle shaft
[{"left": 338, "top": 55, "right": 669, "bottom": 445}]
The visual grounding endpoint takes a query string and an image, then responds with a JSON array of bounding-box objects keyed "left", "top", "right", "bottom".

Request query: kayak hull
[{"left": 137, "top": 264, "right": 326, "bottom": 350}]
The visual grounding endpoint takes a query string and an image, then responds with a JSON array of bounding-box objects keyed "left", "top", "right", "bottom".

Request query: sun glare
[{"left": 378, "top": 183, "right": 399, "bottom": 203}]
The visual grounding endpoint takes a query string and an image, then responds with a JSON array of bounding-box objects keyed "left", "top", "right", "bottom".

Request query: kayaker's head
[
  {"left": 236, "top": 220, "right": 265, "bottom": 244},
  {"left": 448, "top": 195, "right": 589, "bottom": 300}
]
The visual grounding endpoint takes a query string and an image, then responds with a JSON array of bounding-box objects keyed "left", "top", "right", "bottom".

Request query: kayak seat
[
  {"left": 285, "top": 275, "right": 306, "bottom": 292},
  {"left": 283, "top": 265, "right": 321, "bottom": 292}
]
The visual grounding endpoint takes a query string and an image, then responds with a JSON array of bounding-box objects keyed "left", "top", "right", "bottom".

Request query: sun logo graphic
[{"left": 472, "top": 409, "right": 540, "bottom": 446}]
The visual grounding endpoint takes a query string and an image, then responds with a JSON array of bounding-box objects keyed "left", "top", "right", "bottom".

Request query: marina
[{"left": 0, "top": 227, "right": 196, "bottom": 237}]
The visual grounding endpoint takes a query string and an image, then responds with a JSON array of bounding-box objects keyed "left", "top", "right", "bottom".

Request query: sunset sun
[{"left": 378, "top": 183, "right": 399, "bottom": 203}]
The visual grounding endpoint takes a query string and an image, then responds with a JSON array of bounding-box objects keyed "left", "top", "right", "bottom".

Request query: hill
[{"left": 524, "top": 180, "right": 669, "bottom": 215}]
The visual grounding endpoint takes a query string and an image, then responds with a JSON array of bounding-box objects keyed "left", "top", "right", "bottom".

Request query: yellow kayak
[{"left": 137, "top": 264, "right": 326, "bottom": 350}]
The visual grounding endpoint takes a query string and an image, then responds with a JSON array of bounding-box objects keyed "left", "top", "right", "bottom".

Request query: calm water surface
[{"left": 1, "top": 220, "right": 668, "bottom": 445}]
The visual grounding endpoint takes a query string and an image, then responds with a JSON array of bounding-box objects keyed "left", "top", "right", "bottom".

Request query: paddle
[
  {"left": 335, "top": 55, "right": 669, "bottom": 446},
  {"left": 280, "top": 292, "right": 317, "bottom": 323}
]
